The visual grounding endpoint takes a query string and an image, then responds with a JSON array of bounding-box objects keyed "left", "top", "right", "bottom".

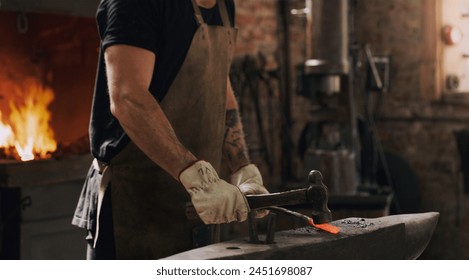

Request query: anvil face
[{"left": 165, "top": 212, "right": 439, "bottom": 260}]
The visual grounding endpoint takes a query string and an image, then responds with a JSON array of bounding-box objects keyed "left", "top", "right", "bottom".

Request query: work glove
[
  {"left": 230, "top": 164, "right": 270, "bottom": 219},
  {"left": 180, "top": 160, "right": 250, "bottom": 224}
]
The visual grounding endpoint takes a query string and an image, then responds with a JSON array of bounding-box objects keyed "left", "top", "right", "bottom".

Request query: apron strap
[
  {"left": 217, "top": 0, "right": 231, "bottom": 28},
  {"left": 190, "top": 0, "right": 205, "bottom": 26},
  {"left": 191, "top": 0, "right": 231, "bottom": 27},
  {"left": 92, "top": 158, "right": 112, "bottom": 248}
]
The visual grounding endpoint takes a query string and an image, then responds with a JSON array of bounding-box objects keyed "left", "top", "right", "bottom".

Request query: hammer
[{"left": 186, "top": 170, "right": 333, "bottom": 225}]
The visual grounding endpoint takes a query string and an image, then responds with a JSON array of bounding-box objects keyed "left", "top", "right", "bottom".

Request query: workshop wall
[
  {"left": 353, "top": 0, "right": 469, "bottom": 259},
  {"left": 236, "top": 0, "right": 469, "bottom": 259}
]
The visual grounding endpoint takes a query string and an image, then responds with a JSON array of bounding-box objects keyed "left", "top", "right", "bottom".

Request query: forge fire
[{"left": 0, "top": 77, "right": 57, "bottom": 161}]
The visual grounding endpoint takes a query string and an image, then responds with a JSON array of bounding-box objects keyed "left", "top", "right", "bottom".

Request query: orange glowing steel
[
  {"left": 308, "top": 218, "right": 340, "bottom": 234},
  {"left": 267, "top": 206, "right": 340, "bottom": 235},
  {"left": 0, "top": 79, "right": 57, "bottom": 161}
]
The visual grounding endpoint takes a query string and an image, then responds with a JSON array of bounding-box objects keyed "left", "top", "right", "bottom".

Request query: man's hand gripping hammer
[{"left": 186, "top": 170, "right": 339, "bottom": 235}]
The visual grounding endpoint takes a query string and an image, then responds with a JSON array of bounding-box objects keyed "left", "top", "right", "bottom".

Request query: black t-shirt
[{"left": 90, "top": 0, "right": 235, "bottom": 163}]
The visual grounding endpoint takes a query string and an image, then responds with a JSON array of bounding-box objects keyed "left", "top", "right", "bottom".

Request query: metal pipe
[{"left": 305, "top": 0, "right": 350, "bottom": 75}]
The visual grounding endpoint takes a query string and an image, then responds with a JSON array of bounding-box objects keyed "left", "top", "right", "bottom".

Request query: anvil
[{"left": 165, "top": 212, "right": 439, "bottom": 260}]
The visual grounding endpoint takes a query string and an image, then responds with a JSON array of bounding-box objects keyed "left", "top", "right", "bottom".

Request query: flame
[
  {"left": 0, "top": 79, "right": 57, "bottom": 161},
  {"left": 0, "top": 112, "right": 14, "bottom": 147}
]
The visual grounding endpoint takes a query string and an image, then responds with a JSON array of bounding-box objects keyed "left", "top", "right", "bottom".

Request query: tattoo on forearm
[
  {"left": 225, "top": 108, "right": 239, "bottom": 128},
  {"left": 223, "top": 109, "right": 250, "bottom": 171}
]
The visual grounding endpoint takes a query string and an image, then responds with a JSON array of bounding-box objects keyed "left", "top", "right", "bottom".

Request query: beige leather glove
[
  {"left": 230, "top": 164, "right": 269, "bottom": 218},
  {"left": 180, "top": 160, "right": 250, "bottom": 224}
]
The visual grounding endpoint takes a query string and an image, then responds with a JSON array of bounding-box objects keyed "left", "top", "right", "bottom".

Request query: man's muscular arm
[
  {"left": 105, "top": 45, "right": 249, "bottom": 224},
  {"left": 105, "top": 45, "right": 197, "bottom": 179}
]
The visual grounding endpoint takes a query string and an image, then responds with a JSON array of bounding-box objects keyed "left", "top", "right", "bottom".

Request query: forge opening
[{"left": 0, "top": 11, "right": 99, "bottom": 160}]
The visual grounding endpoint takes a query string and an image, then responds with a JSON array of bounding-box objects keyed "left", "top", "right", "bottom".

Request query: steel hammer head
[{"left": 307, "top": 170, "right": 332, "bottom": 224}]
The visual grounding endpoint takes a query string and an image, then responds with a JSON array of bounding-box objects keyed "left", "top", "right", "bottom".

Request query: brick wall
[
  {"left": 353, "top": 0, "right": 469, "bottom": 259},
  {"left": 235, "top": 0, "right": 469, "bottom": 259}
]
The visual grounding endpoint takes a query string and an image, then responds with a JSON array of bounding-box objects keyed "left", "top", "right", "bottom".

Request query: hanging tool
[{"left": 229, "top": 54, "right": 277, "bottom": 174}]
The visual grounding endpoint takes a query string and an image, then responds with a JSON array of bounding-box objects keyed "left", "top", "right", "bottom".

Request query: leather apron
[{"left": 107, "top": 0, "right": 236, "bottom": 259}]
